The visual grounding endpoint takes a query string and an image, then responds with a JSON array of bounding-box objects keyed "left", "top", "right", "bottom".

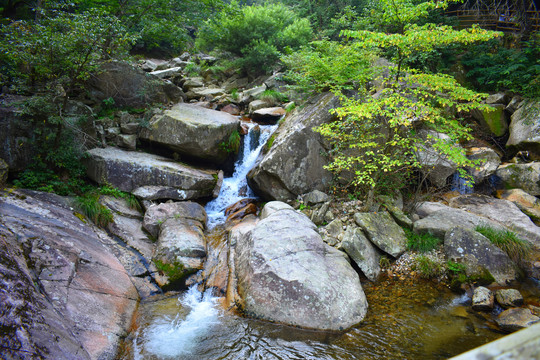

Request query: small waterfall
[
  {"left": 206, "top": 123, "right": 277, "bottom": 228},
  {"left": 139, "top": 285, "right": 220, "bottom": 358},
  {"left": 450, "top": 172, "right": 473, "bottom": 194}
]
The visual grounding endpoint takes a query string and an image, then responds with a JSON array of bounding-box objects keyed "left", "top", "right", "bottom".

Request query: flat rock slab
[
  {"left": 140, "top": 103, "right": 240, "bottom": 163},
  {"left": 234, "top": 203, "right": 368, "bottom": 330},
  {"left": 0, "top": 189, "right": 138, "bottom": 359},
  {"left": 85, "top": 147, "right": 217, "bottom": 198},
  {"left": 354, "top": 211, "right": 407, "bottom": 258}
]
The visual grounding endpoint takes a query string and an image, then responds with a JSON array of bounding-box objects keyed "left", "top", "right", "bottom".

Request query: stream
[{"left": 118, "top": 122, "right": 533, "bottom": 359}]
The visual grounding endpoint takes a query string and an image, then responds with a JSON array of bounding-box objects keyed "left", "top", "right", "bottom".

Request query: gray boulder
[
  {"left": 472, "top": 286, "right": 494, "bottom": 311},
  {"left": 354, "top": 211, "right": 407, "bottom": 258},
  {"left": 495, "top": 162, "right": 540, "bottom": 196},
  {"left": 342, "top": 226, "right": 381, "bottom": 281},
  {"left": 0, "top": 189, "right": 138, "bottom": 359},
  {"left": 497, "top": 308, "right": 540, "bottom": 332},
  {"left": 496, "top": 289, "right": 524, "bottom": 309},
  {"left": 506, "top": 100, "right": 540, "bottom": 159},
  {"left": 303, "top": 190, "right": 330, "bottom": 206},
  {"left": 139, "top": 103, "right": 240, "bottom": 163},
  {"left": 415, "top": 130, "right": 458, "bottom": 187},
  {"left": 449, "top": 194, "right": 540, "bottom": 248},
  {"left": 143, "top": 201, "right": 206, "bottom": 238},
  {"left": 234, "top": 203, "right": 368, "bottom": 330},
  {"left": 444, "top": 227, "right": 519, "bottom": 284},
  {"left": 497, "top": 189, "right": 540, "bottom": 225},
  {"left": 466, "top": 146, "right": 501, "bottom": 184},
  {"left": 248, "top": 93, "right": 338, "bottom": 200},
  {"left": 85, "top": 147, "right": 217, "bottom": 199},
  {"left": 88, "top": 61, "right": 184, "bottom": 107}
]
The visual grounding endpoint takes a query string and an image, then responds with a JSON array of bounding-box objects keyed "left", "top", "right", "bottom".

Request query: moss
[{"left": 154, "top": 259, "right": 191, "bottom": 283}]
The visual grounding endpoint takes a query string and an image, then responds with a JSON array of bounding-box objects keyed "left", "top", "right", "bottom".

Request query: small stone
[
  {"left": 472, "top": 286, "right": 494, "bottom": 311},
  {"left": 495, "top": 288, "right": 524, "bottom": 308}
]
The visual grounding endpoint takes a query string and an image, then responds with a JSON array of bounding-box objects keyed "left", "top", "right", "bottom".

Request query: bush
[
  {"left": 196, "top": 2, "right": 313, "bottom": 74},
  {"left": 475, "top": 225, "right": 532, "bottom": 263},
  {"left": 405, "top": 228, "right": 440, "bottom": 253}
]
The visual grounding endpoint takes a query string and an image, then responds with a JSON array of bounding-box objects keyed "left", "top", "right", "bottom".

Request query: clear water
[{"left": 205, "top": 123, "right": 277, "bottom": 228}]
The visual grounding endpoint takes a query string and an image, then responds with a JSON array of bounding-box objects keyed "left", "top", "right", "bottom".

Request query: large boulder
[
  {"left": 472, "top": 104, "right": 508, "bottom": 137},
  {"left": 354, "top": 211, "right": 407, "bottom": 258},
  {"left": 85, "top": 147, "right": 217, "bottom": 199},
  {"left": 87, "top": 61, "right": 184, "bottom": 107},
  {"left": 341, "top": 225, "right": 382, "bottom": 281},
  {"left": 506, "top": 100, "right": 540, "bottom": 159},
  {"left": 415, "top": 130, "right": 458, "bottom": 187},
  {"left": 497, "top": 189, "right": 540, "bottom": 225},
  {"left": 247, "top": 93, "right": 338, "bottom": 200},
  {"left": 449, "top": 194, "right": 540, "bottom": 248},
  {"left": 495, "top": 162, "right": 540, "bottom": 196},
  {"left": 139, "top": 103, "right": 240, "bottom": 163},
  {"left": 0, "top": 189, "right": 138, "bottom": 359},
  {"left": 444, "top": 227, "right": 519, "bottom": 284},
  {"left": 234, "top": 203, "right": 368, "bottom": 330}
]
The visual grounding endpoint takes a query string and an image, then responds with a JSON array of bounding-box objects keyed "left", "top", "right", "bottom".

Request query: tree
[{"left": 313, "top": 0, "right": 500, "bottom": 206}]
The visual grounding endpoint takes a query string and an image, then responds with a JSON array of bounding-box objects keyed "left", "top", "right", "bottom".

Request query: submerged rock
[
  {"left": 444, "top": 227, "right": 519, "bottom": 285},
  {"left": 234, "top": 202, "right": 368, "bottom": 330}
]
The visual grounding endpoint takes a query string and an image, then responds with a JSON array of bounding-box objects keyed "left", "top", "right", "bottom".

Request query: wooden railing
[{"left": 446, "top": 9, "right": 540, "bottom": 32}]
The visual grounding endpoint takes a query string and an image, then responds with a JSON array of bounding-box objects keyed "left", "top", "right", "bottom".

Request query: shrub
[
  {"left": 258, "top": 89, "right": 288, "bottom": 105},
  {"left": 475, "top": 225, "right": 532, "bottom": 263},
  {"left": 196, "top": 2, "right": 313, "bottom": 74},
  {"left": 405, "top": 228, "right": 440, "bottom": 253},
  {"left": 74, "top": 194, "right": 113, "bottom": 227}
]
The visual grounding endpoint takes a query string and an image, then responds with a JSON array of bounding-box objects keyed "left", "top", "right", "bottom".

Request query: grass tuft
[
  {"left": 475, "top": 225, "right": 531, "bottom": 263},
  {"left": 74, "top": 194, "right": 113, "bottom": 227},
  {"left": 405, "top": 228, "right": 441, "bottom": 253}
]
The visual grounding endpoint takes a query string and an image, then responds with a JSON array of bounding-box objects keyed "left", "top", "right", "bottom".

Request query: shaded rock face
[
  {"left": 0, "top": 190, "right": 138, "bottom": 359},
  {"left": 234, "top": 203, "right": 368, "bottom": 330},
  {"left": 472, "top": 104, "right": 508, "bottom": 137},
  {"left": 85, "top": 147, "right": 217, "bottom": 199},
  {"left": 444, "top": 227, "right": 519, "bottom": 285},
  {"left": 506, "top": 100, "right": 540, "bottom": 159},
  {"left": 495, "top": 162, "right": 540, "bottom": 196},
  {"left": 248, "top": 93, "right": 338, "bottom": 201},
  {"left": 466, "top": 147, "right": 501, "bottom": 184},
  {"left": 139, "top": 103, "right": 240, "bottom": 163},
  {"left": 0, "top": 96, "right": 34, "bottom": 172},
  {"left": 87, "top": 61, "right": 184, "bottom": 107},
  {"left": 354, "top": 211, "right": 407, "bottom": 258}
]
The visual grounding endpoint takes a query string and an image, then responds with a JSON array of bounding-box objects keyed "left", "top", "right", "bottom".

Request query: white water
[
  {"left": 139, "top": 285, "right": 220, "bottom": 359},
  {"left": 205, "top": 123, "right": 278, "bottom": 228}
]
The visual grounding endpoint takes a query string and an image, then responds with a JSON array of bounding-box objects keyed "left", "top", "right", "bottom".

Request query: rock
[
  {"left": 466, "top": 147, "right": 501, "bottom": 184},
  {"left": 506, "top": 100, "right": 540, "bottom": 159},
  {"left": 248, "top": 99, "right": 268, "bottom": 113},
  {"left": 496, "top": 308, "right": 540, "bottom": 332},
  {"left": 183, "top": 77, "right": 204, "bottom": 90},
  {"left": 413, "top": 202, "right": 503, "bottom": 239},
  {"left": 448, "top": 194, "right": 540, "bottom": 248},
  {"left": 496, "top": 189, "right": 540, "bottom": 225},
  {"left": 248, "top": 93, "right": 338, "bottom": 200},
  {"left": 472, "top": 286, "right": 494, "bottom": 311},
  {"left": 495, "top": 162, "right": 540, "bottom": 196},
  {"left": 225, "top": 198, "right": 258, "bottom": 217},
  {"left": 251, "top": 107, "right": 286, "bottom": 123},
  {"left": 88, "top": 61, "right": 184, "bottom": 107},
  {"left": 191, "top": 87, "right": 226, "bottom": 99},
  {"left": 132, "top": 186, "right": 204, "bottom": 202},
  {"left": 139, "top": 103, "right": 240, "bottom": 163},
  {"left": 0, "top": 189, "right": 138, "bottom": 359},
  {"left": 319, "top": 219, "right": 344, "bottom": 246},
  {"left": 117, "top": 133, "right": 137, "bottom": 150},
  {"left": 486, "top": 92, "right": 510, "bottom": 105},
  {"left": 354, "top": 211, "right": 407, "bottom": 258},
  {"left": 341, "top": 226, "right": 381, "bottom": 281},
  {"left": 233, "top": 203, "right": 368, "bottom": 330},
  {"left": 384, "top": 204, "right": 413, "bottom": 229},
  {"left": 149, "top": 67, "right": 182, "bottom": 79},
  {"left": 221, "top": 104, "right": 240, "bottom": 115},
  {"left": 264, "top": 72, "right": 286, "bottom": 90},
  {"left": 444, "top": 227, "right": 519, "bottom": 284},
  {"left": 496, "top": 289, "right": 524, "bottom": 308},
  {"left": 302, "top": 190, "right": 330, "bottom": 206},
  {"left": 142, "top": 201, "right": 206, "bottom": 238},
  {"left": 240, "top": 85, "right": 267, "bottom": 103},
  {"left": 0, "top": 158, "right": 7, "bottom": 185},
  {"left": 85, "top": 147, "right": 217, "bottom": 198},
  {"left": 259, "top": 201, "right": 294, "bottom": 219},
  {"left": 505, "top": 95, "right": 522, "bottom": 114},
  {"left": 141, "top": 59, "right": 158, "bottom": 72},
  {"left": 0, "top": 95, "right": 34, "bottom": 172},
  {"left": 472, "top": 104, "right": 508, "bottom": 136},
  {"left": 413, "top": 201, "right": 450, "bottom": 218},
  {"left": 310, "top": 202, "right": 330, "bottom": 226},
  {"left": 415, "top": 130, "right": 458, "bottom": 187}
]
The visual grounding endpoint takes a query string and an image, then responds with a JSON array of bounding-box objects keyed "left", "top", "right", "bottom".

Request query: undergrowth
[{"left": 405, "top": 228, "right": 441, "bottom": 253}]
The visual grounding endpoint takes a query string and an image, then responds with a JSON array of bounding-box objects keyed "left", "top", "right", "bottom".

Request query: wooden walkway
[{"left": 446, "top": 9, "right": 540, "bottom": 32}]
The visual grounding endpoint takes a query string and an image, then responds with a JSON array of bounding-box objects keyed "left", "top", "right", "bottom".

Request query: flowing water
[{"left": 118, "top": 121, "right": 538, "bottom": 359}]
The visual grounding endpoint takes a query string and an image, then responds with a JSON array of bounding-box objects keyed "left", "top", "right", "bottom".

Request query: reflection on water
[{"left": 120, "top": 277, "right": 516, "bottom": 360}]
